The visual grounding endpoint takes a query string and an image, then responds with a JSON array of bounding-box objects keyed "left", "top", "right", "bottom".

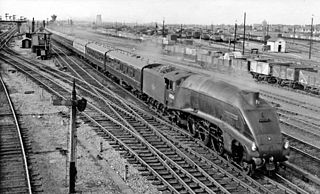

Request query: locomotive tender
[{"left": 48, "top": 29, "right": 290, "bottom": 174}]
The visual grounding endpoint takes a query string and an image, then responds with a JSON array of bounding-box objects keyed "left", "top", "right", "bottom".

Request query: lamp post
[
  {"left": 242, "top": 12, "right": 246, "bottom": 55},
  {"left": 162, "top": 18, "right": 165, "bottom": 37},
  {"left": 308, "top": 15, "right": 314, "bottom": 59},
  {"left": 233, "top": 20, "right": 237, "bottom": 51}
]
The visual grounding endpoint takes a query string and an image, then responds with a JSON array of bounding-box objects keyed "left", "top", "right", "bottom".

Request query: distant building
[
  {"left": 21, "top": 38, "right": 31, "bottom": 48},
  {"left": 96, "top": 15, "right": 102, "bottom": 25},
  {"left": 266, "top": 37, "right": 286, "bottom": 52},
  {"left": 31, "top": 32, "right": 51, "bottom": 59}
]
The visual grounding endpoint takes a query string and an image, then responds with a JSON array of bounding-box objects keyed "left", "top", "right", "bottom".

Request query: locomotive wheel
[
  {"left": 187, "top": 118, "right": 198, "bottom": 138},
  {"left": 198, "top": 126, "right": 210, "bottom": 146},
  {"left": 210, "top": 136, "right": 224, "bottom": 155}
]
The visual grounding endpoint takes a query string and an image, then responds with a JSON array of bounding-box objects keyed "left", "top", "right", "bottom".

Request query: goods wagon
[
  {"left": 298, "top": 70, "right": 320, "bottom": 94},
  {"left": 249, "top": 59, "right": 273, "bottom": 81},
  {"left": 231, "top": 58, "right": 249, "bottom": 73},
  {"left": 271, "top": 62, "right": 292, "bottom": 83},
  {"left": 271, "top": 63, "right": 313, "bottom": 87}
]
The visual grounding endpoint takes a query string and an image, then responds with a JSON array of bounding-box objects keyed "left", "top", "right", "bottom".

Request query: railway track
[
  {"left": 51, "top": 31, "right": 320, "bottom": 192},
  {"left": 258, "top": 79, "right": 320, "bottom": 100},
  {"left": 1, "top": 44, "right": 306, "bottom": 193},
  {"left": 0, "top": 27, "right": 17, "bottom": 49},
  {"left": 50, "top": 43, "right": 312, "bottom": 193},
  {"left": 0, "top": 74, "right": 32, "bottom": 193},
  {"left": 279, "top": 112, "right": 320, "bottom": 137},
  {"left": 283, "top": 132, "right": 320, "bottom": 178},
  {"left": 52, "top": 45, "right": 269, "bottom": 193},
  {"left": 260, "top": 89, "right": 320, "bottom": 113}
]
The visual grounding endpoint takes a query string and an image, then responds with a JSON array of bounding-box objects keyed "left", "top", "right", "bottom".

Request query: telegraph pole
[
  {"left": 309, "top": 16, "right": 313, "bottom": 59},
  {"left": 162, "top": 18, "right": 165, "bottom": 37},
  {"left": 233, "top": 21, "right": 237, "bottom": 51},
  {"left": 293, "top": 25, "right": 296, "bottom": 44},
  {"left": 242, "top": 12, "right": 246, "bottom": 55},
  {"left": 32, "top": 18, "right": 35, "bottom": 33}
]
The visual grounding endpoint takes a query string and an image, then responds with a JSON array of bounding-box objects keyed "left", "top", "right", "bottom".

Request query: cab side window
[{"left": 165, "top": 79, "right": 174, "bottom": 90}]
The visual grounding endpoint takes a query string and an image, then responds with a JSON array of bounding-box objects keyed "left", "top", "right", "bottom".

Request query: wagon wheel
[
  {"left": 198, "top": 126, "right": 210, "bottom": 146},
  {"left": 187, "top": 118, "right": 198, "bottom": 138}
]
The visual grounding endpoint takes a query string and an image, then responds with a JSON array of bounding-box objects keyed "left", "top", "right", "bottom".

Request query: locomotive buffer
[{"left": 52, "top": 79, "right": 87, "bottom": 193}]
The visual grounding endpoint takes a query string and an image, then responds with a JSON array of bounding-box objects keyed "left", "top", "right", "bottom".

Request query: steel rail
[{"left": 0, "top": 74, "right": 32, "bottom": 194}]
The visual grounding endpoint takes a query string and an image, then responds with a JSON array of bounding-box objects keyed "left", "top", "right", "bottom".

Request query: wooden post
[
  {"left": 69, "top": 79, "right": 77, "bottom": 193},
  {"left": 242, "top": 12, "right": 246, "bottom": 55}
]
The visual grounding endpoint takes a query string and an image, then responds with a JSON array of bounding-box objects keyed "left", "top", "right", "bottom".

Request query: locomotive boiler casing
[{"left": 172, "top": 74, "right": 289, "bottom": 167}]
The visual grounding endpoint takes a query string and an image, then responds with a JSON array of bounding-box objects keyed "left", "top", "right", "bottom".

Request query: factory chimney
[{"left": 32, "top": 17, "right": 35, "bottom": 32}]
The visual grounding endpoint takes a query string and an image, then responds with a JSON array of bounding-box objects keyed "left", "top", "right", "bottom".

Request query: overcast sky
[{"left": 0, "top": 0, "right": 318, "bottom": 25}]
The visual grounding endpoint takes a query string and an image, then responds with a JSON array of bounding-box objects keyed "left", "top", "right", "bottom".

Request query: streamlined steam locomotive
[{"left": 49, "top": 29, "right": 290, "bottom": 174}]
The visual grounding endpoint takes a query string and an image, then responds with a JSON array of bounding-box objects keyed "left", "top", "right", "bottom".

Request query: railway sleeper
[
  {"left": 135, "top": 149, "right": 152, "bottom": 154},
  {"left": 154, "top": 146, "right": 171, "bottom": 151},
  {"left": 151, "top": 166, "right": 166, "bottom": 170},
  {"left": 184, "top": 182, "right": 199, "bottom": 189},
  {"left": 157, "top": 170, "right": 170, "bottom": 175},
  {"left": 138, "top": 153, "right": 154, "bottom": 157},
  {"left": 146, "top": 175, "right": 157, "bottom": 181},
  {"left": 149, "top": 141, "right": 166, "bottom": 146},
  {"left": 151, "top": 180, "right": 162, "bottom": 185},
  {"left": 126, "top": 158, "right": 139, "bottom": 164},
  {"left": 148, "top": 162, "right": 163, "bottom": 167},
  {"left": 128, "top": 145, "right": 145, "bottom": 150},
  {"left": 156, "top": 185, "right": 169, "bottom": 191},
  {"left": 160, "top": 151, "right": 176, "bottom": 155},
  {"left": 143, "top": 158, "right": 159, "bottom": 163}
]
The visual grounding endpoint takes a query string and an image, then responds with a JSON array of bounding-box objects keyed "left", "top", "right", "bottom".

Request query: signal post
[{"left": 53, "top": 79, "right": 87, "bottom": 193}]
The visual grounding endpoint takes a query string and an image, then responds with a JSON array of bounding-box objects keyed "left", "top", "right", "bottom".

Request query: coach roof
[{"left": 107, "top": 50, "right": 150, "bottom": 69}]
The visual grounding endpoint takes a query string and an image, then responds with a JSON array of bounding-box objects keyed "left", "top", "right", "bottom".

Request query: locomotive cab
[{"left": 164, "top": 70, "right": 193, "bottom": 107}]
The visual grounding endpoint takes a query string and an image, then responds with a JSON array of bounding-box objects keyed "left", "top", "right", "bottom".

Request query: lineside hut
[
  {"left": 266, "top": 37, "right": 286, "bottom": 52},
  {"left": 21, "top": 38, "right": 31, "bottom": 48}
]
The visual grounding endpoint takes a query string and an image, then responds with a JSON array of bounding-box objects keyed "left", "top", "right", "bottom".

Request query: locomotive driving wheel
[
  {"left": 198, "top": 126, "right": 210, "bottom": 146},
  {"left": 187, "top": 117, "right": 198, "bottom": 137},
  {"left": 210, "top": 135, "right": 224, "bottom": 155}
]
